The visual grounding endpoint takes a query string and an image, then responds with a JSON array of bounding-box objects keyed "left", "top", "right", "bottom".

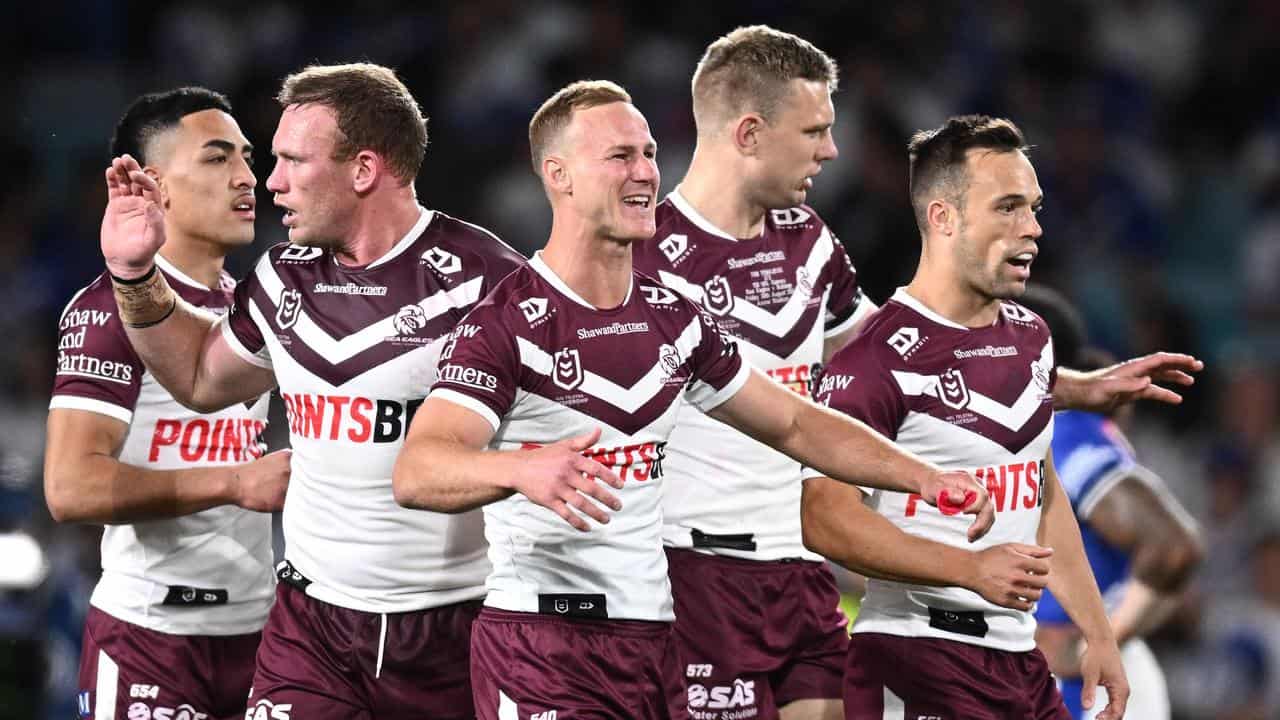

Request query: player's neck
[
  {"left": 679, "top": 150, "right": 767, "bottom": 239},
  {"left": 905, "top": 263, "right": 1001, "bottom": 329},
  {"left": 156, "top": 232, "right": 226, "bottom": 289},
  {"left": 543, "top": 222, "right": 633, "bottom": 310},
  {"left": 333, "top": 189, "right": 422, "bottom": 267}
]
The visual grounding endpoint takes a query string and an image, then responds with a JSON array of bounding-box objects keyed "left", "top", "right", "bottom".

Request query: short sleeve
[
  {"left": 822, "top": 232, "right": 863, "bottom": 337},
  {"left": 683, "top": 308, "right": 749, "bottom": 412},
  {"left": 222, "top": 260, "right": 272, "bottom": 369},
  {"left": 427, "top": 308, "right": 520, "bottom": 431},
  {"left": 813, "top": 343, "right": 906, "bottom": 441},
  {"left": 49, "top": 283, "right": 143, "bottom": 424}
]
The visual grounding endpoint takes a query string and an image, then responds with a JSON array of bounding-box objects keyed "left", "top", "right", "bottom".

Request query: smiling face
[
  {"left": 555, "top": 101, "right": 659, "bottom": 244},
  {"left": 952, "top": 148, "right": 1044, "bottom": 301},
  {"left": 265, "top": 103, "right": 357, "bottom": 248},
  {"left": 150, "top": 108, "right": 257, "bottom": 248},
  {"left": 747, "top": 79, "right": 838, "bottom": 209}
]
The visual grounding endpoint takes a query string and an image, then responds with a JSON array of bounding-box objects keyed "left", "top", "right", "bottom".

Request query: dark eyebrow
[{"left": 203, "top": 139, "right": 253, "bottom": 154}]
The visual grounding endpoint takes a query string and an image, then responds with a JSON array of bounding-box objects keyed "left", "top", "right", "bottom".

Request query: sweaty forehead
[
  {"left": 964, "top": 148, "right": 1040, "bottom": 200},
  {"left": 566, "top": 102, "right": 653, "bottom": 152}
]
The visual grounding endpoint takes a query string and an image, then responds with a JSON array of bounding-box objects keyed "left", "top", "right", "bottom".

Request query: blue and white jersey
[{"left": 1036, "top": 410, "right": 1146, "bottom": 626}]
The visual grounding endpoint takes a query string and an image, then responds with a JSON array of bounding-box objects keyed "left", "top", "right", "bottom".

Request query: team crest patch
[
  {"left": 939, "top": 367, "right": 970, "bottom": 410},
  {"left": 393, "top": 304, "right": 428, "bottom": 336},
  {"left": 658, "top": 343, "right": 681, "bottom": 380},
  {"left": 553, "top": 348, "right": 584, "bottom": 391},
  {"left": 275, "top": 289, "right": 302, "bottom": 329},
  {"left": 703, "top": 275, "right": 733, "bottom": 316}
]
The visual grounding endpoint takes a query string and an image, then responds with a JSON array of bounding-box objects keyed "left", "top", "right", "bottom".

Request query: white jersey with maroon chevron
[
  {"left": 429, "top": 253, "right": 749, "bottom": 622},
  {"left": 809, "top": 288, "right": 1056, "bottom": 652},
  {"left": 49, "top": 254, "right": 272, "bottom": 635},
  {"left": 630, "top": 190, "right": 864, "bottom": 561},
  {"left": 220, "top": 207, "right": 525, "bottom": 613}
]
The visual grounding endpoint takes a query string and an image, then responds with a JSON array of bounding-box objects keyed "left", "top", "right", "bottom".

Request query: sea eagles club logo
[
  {"left": 939, "top": 368, "right": 971, "bottom": 410},
  {"left": 276, "top": 289, "right": 302, "bottom": 329},
  {"left": 393, "top": 305, "right": 428, "bottom": 336},
  {"left": 703, "top": 275, "right": 733, "bottom": 316},
  {"left": 553, "top": 348, "right": 584, "bottom": 391}
]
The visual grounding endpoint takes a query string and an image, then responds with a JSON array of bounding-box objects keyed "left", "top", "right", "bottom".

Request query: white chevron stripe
[
  {"left": 517, "top": 317, "right": 704, "bottom": 412},
  {"left": 890, "top": 340, "right": 1053, "bottom": 432},
  {"left": 657, "top": 229, "right": 834, "bottom": 337},
  {"left": 251, "top": 255, "right": 483, "bottom": 364}
]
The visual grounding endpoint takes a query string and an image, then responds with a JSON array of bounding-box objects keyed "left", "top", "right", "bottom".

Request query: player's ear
[
  {"left": 543, "top": 155, "right": 571, "bottom": 196},
  {"left": 142, "top": 167, "right": 170, "bottom": 208},
  {"left": 352, "top": 150, "right": 379, "bottom": 193},
  {"left": 927, "top": 199, "right": 957, "bottom": 236},
  {"left": 733, "top": 114, "right": 765, "bottom": 157}
]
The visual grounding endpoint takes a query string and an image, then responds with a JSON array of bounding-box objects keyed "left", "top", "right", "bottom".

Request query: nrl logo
[
  {"left": 703, "top": 275, "right": 734, "bottom": 316},
  {"left": 553, "top": 348, "right": 584, "bottom": 391},
  {"left": 938, "top": 367, "right": 970, "bottom": 410},
  {"left": 276, "top": 289, "right": 302, "bottom": 329},
  {"left": 393, "top": 304, "right": 428, "bottom": 336}
]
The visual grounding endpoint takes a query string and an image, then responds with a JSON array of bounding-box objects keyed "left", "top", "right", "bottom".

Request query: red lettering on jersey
[
  {"left": 529, "top": 441, "right": 666, "bottom": 483},
  {"left": 301, "top": 395, "right": 325, "bottom": 439},
  {"left": 904, "top": 492, "right": 922, "bottom": 517},
  {"left": 979, "top": 467, "right": 1005, "bottom": 512},
  {"left": 205, "top": 419, "right": 225, "bottom": 461},
  {"left": 327, "top": 396, "right": 350, "bottom": 440},
  {"left": 1008, "top": 463, "right": 1025, "bottom": 510},
  {"left": 348, "top": 397, "right": 373, "bottom": 442},
  {"left": 180, "top": 420, "right": 211, "bottom": 461},
  {"left": 149, "top": 420, "right": 182, "bottom": 461},
  {"left": 1024, "top": 461, "right": 1041, "bottom": 508},
  {"left": 765, "top": 364, "right": 813, "bottom": 396}
]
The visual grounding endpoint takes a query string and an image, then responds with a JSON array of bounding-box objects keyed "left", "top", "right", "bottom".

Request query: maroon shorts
[
  {"left": 78, "top": 605, "right": 260, "bottom": 720},
  {"left": 247, "top": 582, "right": 481, "bottom": 720},
  {"left": 666, "top": 548, "right": 848, "bottom": 717},
  {"left": 843, "top": 633, "right": 1070, "bottom": 720},
  {"left": 470, "top": 607, "right": 688, "bottom": 720}
]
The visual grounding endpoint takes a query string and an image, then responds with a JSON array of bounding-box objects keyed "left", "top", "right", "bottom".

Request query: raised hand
[
  {"left": 919, "top": 470, "right": 995, "bottom": 542},
  {"left": 232, "top": 449, "right": 291, "bottom": 513},
  {"left": 1057, "top": 352, "right": 1204, "bottom": 413},
  {"left": 970, "top": 543, "right": 1053, "bottom": 611},
  {"left": 102, "top": 154, "right": 166, "bottom": 280},
  {"left": 510, "top": 427, "right": 625, "bottom": 532}
]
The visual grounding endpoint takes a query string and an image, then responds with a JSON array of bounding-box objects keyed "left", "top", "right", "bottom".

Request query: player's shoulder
[
  {"left": 425, "top": 210, "right": 527, "bottom": 273},
  {"left": 470, "top": 262, "right": 544, "bottom": 317},
  {"left": 59, "top": 272, "right": 124, "bottom": 329}
]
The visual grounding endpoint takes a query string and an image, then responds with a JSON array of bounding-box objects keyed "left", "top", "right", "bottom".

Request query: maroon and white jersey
[
  {"left": 49, "top": 254, "right": 272, "bottom": 636},
  {"left": 220, "top": 207, "right": 525, "bottom": 613},
  {"left": 631, "top": 190, "right": 864, "bottom": 560},
  {"left": 809, "top": 288, "right": 1056, "bottom": 651},
  {"left": 429, "top": 253, "right": 749, "bottom": 622}
]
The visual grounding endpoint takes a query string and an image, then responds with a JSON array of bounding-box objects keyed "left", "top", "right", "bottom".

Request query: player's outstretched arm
[
  {"left": 392, "top": 397, "right": 624, "bottom": 532},
  {"left": 1054, "top": 352, "right": 1203, "bottom": 413},
  {"left": 101, "top": 155, "right": 274, "bottom": 412},
  {"left": 801, "top": 476, "right": 1052, "bottom": 609},
  {"left": 44, "top": 408, "right": 290, "bottom": 524},
  {"left": 1037, "top": 451, "right": 1129, "bottom": 720},
  {"left": 708, "top": 368, "right": 995, "bottom": 540}
]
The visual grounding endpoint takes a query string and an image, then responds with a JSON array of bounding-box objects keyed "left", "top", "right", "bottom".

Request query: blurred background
[{"left": 3, "top": 1, "right": 1279, "bottom": 717}]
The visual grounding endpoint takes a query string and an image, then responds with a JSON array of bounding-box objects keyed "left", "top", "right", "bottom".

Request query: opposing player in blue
[{"left": 1023, "top": 286, "right": 1202, "bottom": 720}]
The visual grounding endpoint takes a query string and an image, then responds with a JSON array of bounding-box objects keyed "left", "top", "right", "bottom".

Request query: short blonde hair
[
  {"left": 528, "top": 80, "right": 632, "bottom": 174},
  {"left": 692, "top": 25, "right": 838, "bottom": 133},
  {"left": 278, "top": 63, "right": 427, "bottom": 184}
]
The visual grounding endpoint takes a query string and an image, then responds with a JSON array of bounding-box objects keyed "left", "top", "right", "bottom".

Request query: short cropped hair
[
  {"left": 277, "top": 63, "right": 427, "bottom": 184},
  {"left": 691, "top": 25, "right": 838, "bottom": 132},
  {"left": 111, "top": 87, "right": 233, "bottom": 165},
  {"left": 528, "top": 80, "right": 632, "bottom": 174},
  {"left": 907, "top": 114, "right": 1028, "bottom": 232}
]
